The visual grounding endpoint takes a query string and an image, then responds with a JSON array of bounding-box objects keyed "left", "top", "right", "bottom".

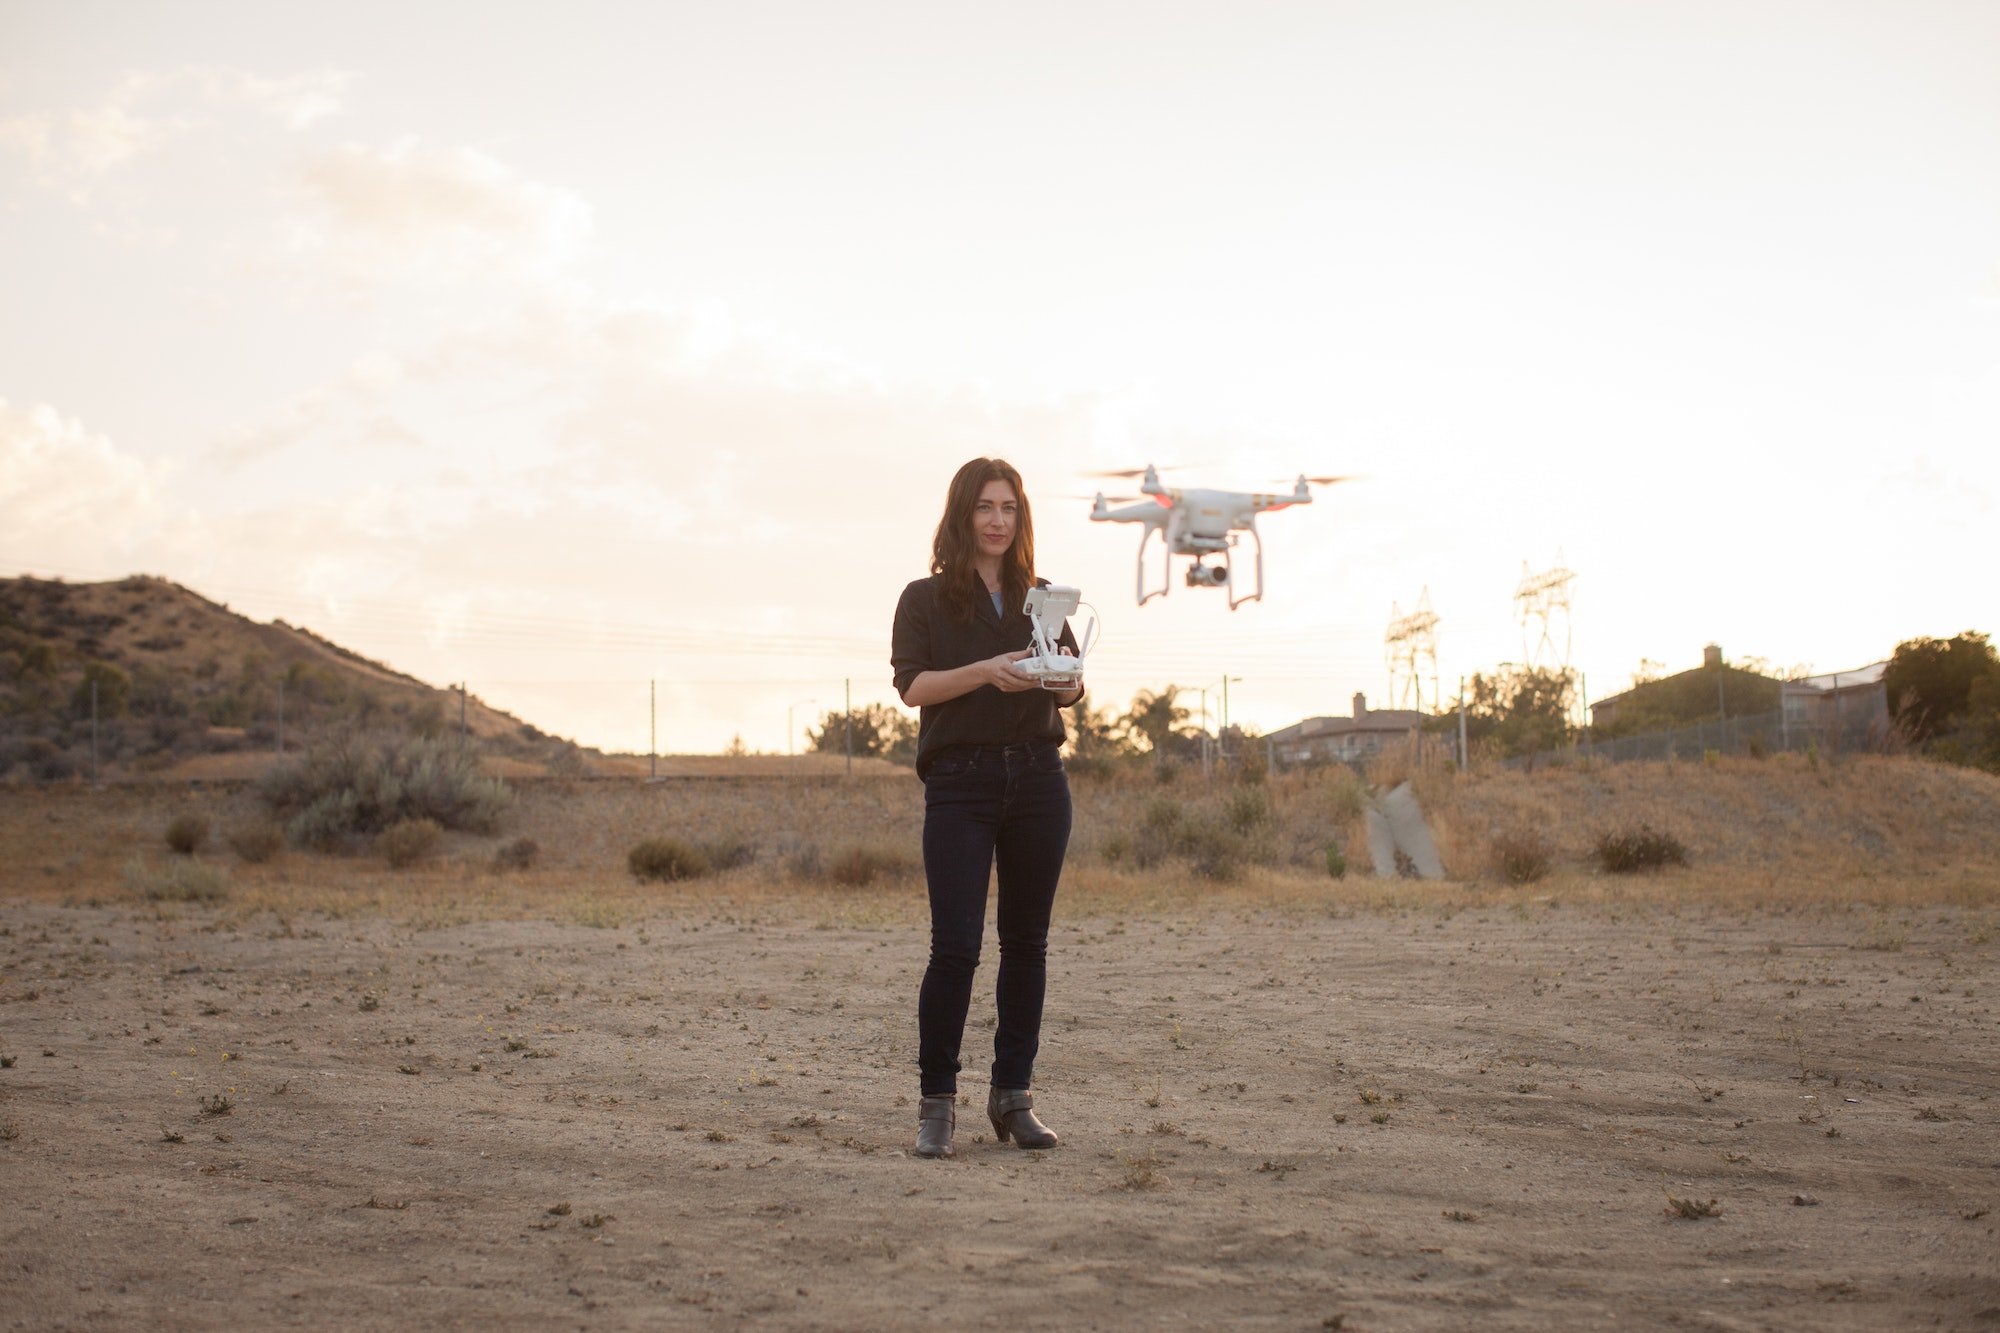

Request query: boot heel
[{"left": 988, "top": 1112, "right": 1011, "bottom": 1143}]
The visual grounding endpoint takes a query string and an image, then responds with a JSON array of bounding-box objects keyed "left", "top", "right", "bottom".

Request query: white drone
[{"left": 1086, "top": 464, "right": 1350, "bottom": 610}]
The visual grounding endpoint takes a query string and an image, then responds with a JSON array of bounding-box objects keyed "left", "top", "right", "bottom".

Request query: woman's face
[{"left": 971, "top": 479, "right": 1019, "bottom": 561}]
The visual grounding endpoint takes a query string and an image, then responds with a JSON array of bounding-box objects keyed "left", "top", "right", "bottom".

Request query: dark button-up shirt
[{"left": 891, "top": 574, "right": 1084, "bottom": 777}]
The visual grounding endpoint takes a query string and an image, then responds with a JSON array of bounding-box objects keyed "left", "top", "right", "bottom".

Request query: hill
[{"left": 0, "top": 574, "right": 582, "bottom": 782}]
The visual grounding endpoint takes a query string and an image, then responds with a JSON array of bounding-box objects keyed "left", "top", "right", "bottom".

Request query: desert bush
[
  {"left": 226, "top": 819, "right": 285, "bottom": 864},
  {"left": 493, "top": 836, "right": 540, "bottom": 871},
  {"left": 1593, "top": 824, "right": 1689, "bottom": 874},
  {"left": 1491, "top": 829, "right": 1552, "bottom": 884},
  {"left": 259, "top": 733, "right": 511, "bottom": 850},
  {"left": 379, "top": 817, "right": 444, "bottom": 869},
  {"left": 825, "top": 843, "right": 917, "bottom": 887},
  {"left": 701, "top": 836, "right": 757, "bottom": 872},
  {"left": 123, "top": 854, "right": 229, "bottom": 902},
  {"left": 164, "top": 812, "right": 210, "bottom": 856},
  {"left": 784, "top": 841, "right": 823, "bottom": 881},
  {"left": 1179, "top": 821, "right": 1250, "bottom": 882},
  {"left": 628, "top": 836, "right": 711, "bottom": 883},
  {"left": 1223, "top": 785, "right": 1271, "bottom": 835},
  {"left": 1325, "top": 844, "right": 1347, "bottom": 879}
]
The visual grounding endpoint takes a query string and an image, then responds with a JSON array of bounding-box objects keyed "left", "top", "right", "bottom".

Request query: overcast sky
[{"left": 4, "top": 0, "right": 1995, "bottom": 752}]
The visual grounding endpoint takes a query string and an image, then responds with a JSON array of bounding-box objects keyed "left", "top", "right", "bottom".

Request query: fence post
[{"left": 90, "top": 678, "right": 99, "bottom": 787}]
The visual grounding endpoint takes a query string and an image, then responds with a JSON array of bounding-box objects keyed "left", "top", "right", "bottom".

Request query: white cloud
[
  {"left": 0, "top": 398, "right": 162, "bottom": 567},
  {"left": 0, "top": 66, "right": 348, "bottom": 202},
  {"left": 288, "top": 138, "right": 593, "bottom": 290}
]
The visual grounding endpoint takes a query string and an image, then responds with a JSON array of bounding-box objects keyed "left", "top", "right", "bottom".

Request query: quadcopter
[{"left": 1085, "top": 464, "right": 1349, "bottom": 610}]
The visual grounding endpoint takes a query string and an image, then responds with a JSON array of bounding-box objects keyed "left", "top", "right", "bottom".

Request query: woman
[{"left": 891, "top": 457, "right": 1085, "bottom": 1158}]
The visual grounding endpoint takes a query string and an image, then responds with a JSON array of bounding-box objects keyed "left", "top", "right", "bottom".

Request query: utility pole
[
  {"left": 459, "top": 682, "right": 468, "bottom": 738},
  {"left": 89, "top": 679, "right": 98, "bottom": 788},
  {"left": 650, "top": 679, "right": 657, "bottom": 781},
  {"left": 787, "top": 698, "right": 817, "bottom": 758},
  {"left": 1457, "top": 676, "right": 1468, "bottom": 769},
  {"left": 844, "top": 678, "right": 853, "bottom": 776},
  {"left": 276, "top": 676, "right": 285, "bottom": 755}
]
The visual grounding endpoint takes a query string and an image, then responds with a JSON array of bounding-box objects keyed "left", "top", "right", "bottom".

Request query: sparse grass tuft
[
  {"left": 1594, "top": 824, "right": 1690, "bottom": 874},
  {"left": 825, "top": 843, "right": 915, "bottom": 888},
  {"left": 493, "top": 836, "right": 539, "bottom": 871},
  {"left": 226, "top": 818, "right": 284, "bottom": 864},
  {"left": 1491, "top": 829, "right": 1552, "bottom": 884},
  {"left": 198, "top": 1093, "right": 234, "bottom": 1117},
  {"left": 164, "top": 812, "right": 210, "bottom": 856},
  {"left": 628, "top": 837, "right": 711, "bottom": 883},
  {"left": 123, "top": 854, "right": 229, "bottom": 902},
  {"left": 1664, "top": 1191, "right": 1720, "bottom": 1219}
]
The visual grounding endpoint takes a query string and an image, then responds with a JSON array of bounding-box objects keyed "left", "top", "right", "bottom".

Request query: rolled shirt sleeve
[{"left": 890, "top": 579, "right": 933, "bottom": 702}]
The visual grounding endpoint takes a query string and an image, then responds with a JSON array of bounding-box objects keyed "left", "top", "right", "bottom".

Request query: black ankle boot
[
  {"left": 915, "top": 1095, "right": 955, "bottom": 1158},
  {"left": 987, "top": 1087, "right": 1058, "bottom": 1149}
]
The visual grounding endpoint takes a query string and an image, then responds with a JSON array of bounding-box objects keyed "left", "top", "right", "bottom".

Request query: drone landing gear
[
  {"left": 1225, "top": 527, "right": 1265, "bottom": 612},
  {"left": 1137, "top": 524, "right": 1170, "bottom": 605}
]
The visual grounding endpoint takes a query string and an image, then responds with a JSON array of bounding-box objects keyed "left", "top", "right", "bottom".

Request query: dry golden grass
[{"left": 6, "top": 753, "right": 2000, "bottom": 922}]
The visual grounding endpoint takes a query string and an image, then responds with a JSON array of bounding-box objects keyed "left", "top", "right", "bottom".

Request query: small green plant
[
  {"left": 199, "top": 1093, "right": 234, "bottom": 1117},
  {"left": 493, "top": 836, "right": 539, "bottom": 871},
  {"left": 1594, "top": 824, "right": 1689, "bottom": 874},
  {"left": 1324, "top": 844, "right": 1347, "bottom": 879},
  {"left": 1491, "top": 830, "right": 1552, "bottom": 884},
  {"left": 225, "top": 819, "right": 284, "bottom": 864},
  {"left": 164, "top": 812, "right": 210, "bottom": 855},
  {"left": 378, "top": 817, "right": 444, "bottom": 869},
  {"left": 123, "top": 855, "right": 229, "bottom": 902},
  {"left": 628, "top": 837, "right": 711, "bottom": 883}
]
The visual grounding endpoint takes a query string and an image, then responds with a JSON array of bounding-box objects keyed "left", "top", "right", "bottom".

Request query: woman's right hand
[{"left": 983, "top": 649, "right": 1039, "bottom": 693}]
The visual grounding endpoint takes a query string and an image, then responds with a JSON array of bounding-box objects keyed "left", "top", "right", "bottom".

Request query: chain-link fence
[{"left": 1504, "top": 705, "right": 1893, "bottom": 770}]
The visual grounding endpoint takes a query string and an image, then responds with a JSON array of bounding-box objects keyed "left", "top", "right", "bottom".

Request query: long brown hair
[{"left": 931, "top": 457, "right": 1036, "bottom": 622}]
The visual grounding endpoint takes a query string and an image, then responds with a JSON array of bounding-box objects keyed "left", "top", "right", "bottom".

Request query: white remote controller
[{"left": 1018, "top": 585, "right": 1095, "bottom": 690}]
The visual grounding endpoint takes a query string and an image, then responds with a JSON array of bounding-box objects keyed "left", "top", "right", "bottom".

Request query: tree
[
  {"left": 807, "top": 702, "right": 918, "bottom": 765},
  {"left": 1119, "top": 686, "right": 1193, "bottom": 759},
  {"left": 1066, "top": 700, "right": 1132, "bottom": 761},
  {"left": 1884, "top": 632, "right": 2000, "bottom": 745},
  {"left": 1445, "top": 665, "right": 1577, "bottom": 759},
  {"left": 70, "top": 660, "right": 130, "bottom": 720}
]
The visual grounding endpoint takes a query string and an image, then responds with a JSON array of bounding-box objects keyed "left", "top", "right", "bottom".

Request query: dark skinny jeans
[{"left": 917, "top": 739, "right": 1072, "bottom": 1097}]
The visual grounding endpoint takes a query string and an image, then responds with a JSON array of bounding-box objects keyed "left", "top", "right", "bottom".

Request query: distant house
[
  {"left": 1780, "top": 661, "right": 1889, "bottom": 744},
  {"left": 1265, "top": 693, "right": 1423, "bottom": 765},
  {"left": 1589, "top": 644, "right": 1780, "bottom": 736}
]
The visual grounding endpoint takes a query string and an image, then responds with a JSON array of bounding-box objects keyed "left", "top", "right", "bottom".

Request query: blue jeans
[{"left": 917, "top": 740, "right": 1073, "bottom": 1097}]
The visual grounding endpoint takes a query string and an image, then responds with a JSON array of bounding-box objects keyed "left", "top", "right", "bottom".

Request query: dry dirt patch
[{"left": 1, "top": 889, "right": 1995, "bottom": 1330}]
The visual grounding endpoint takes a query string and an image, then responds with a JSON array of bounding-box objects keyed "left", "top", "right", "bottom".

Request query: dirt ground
[{"left": 2, "top": 884, "right": 1995, "bottom": 1331}]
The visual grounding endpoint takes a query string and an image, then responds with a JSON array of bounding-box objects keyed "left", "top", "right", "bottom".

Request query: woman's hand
[{"left": 982, "top": 649, "right": 1039, "bottom": 693}]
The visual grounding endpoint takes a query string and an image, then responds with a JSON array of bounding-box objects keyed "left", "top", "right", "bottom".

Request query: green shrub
[
  {"left": 226, "top": 819, "right": 285, "bottom": 864},
  {"left": 1593, "top": 824, "right": 1689, "bottom": 874},
  {"left": 628, "top": 837, "right": 710, "bottom": 883},
  {"left": 123, "top": 855, "right": 229, "bottom": 902},
  {"left": 379, "top": 817, "right": 444, "bottom": 869},
  {"left": 826, "top": 843, "right": 916, "bottom": 887},
  {"left": 493, "top": 836, "right": 539, "bottom": 871},
  {"left": 164, "top": 812, "right": 210, "bottom": 856},
  {"left": 1324, "top": 844, "right": 1347, "bottom": 879},
  {"left": 1491, "top": 830, "right": 1552, "bottom": 884},
  {"left": 259, "top": 733, "right": 511, "bottom": 850}
]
